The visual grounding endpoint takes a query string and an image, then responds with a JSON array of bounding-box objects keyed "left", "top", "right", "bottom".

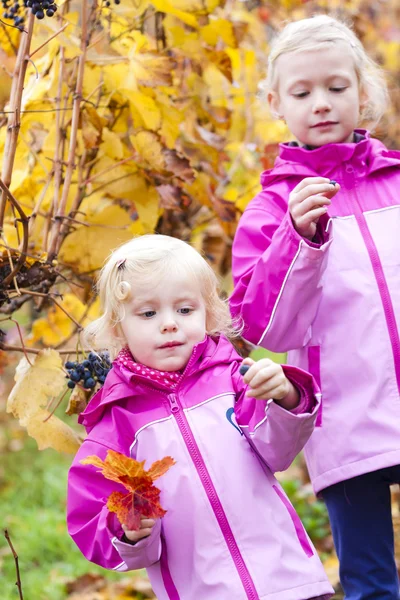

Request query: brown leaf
[
  {"left": 163, "top": 150, "right": 195, "bottom": 183},
  {"left": 205, "top": 49, "right": 233, "bottom": 83},
  {"left": 65, "top": 385, "right": 90, "bottom": 416},
  {"left": 157, "top": 184, "right": 189, "bottom": 209}
]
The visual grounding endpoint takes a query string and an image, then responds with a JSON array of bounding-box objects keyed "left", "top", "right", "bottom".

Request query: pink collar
[{"left": 115, "top": 347, "right": 182, "bottom": 389}]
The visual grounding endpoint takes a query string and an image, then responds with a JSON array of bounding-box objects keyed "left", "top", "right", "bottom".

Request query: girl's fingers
[
  {"left": 292, "top": 177, "right": 331, "bottom": 194},
  {"left": 292, "top": 195, "right": 331, "bottom": 218},
  {"left": 296, "top": 206, "right": 329, "bottom": 229},
  {"left": 246, "top": 378, "right": 288, "bottom": 400},
  {"left": 246, "top": 365, "right": 279, "bottom": 389},
  {"left": 140, "top": 519, "right": 156, "bottom": 528},
  {"left": 290, "top": 186, "right": 335, "bottom": 209}
]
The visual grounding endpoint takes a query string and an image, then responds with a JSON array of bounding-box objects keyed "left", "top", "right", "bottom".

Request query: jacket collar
[
  {"left": 260, "top": 129, "right": 400, "bottom": 187},
  {"left": 78, "top": 335, "right": 239, "bottom": 429}
]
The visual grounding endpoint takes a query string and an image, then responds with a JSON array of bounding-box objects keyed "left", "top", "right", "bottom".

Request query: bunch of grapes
[
  {"left": 65, "top": 351, "right": 111, "bottom": 390},
  {"left": 1, "top": 0, "right": 57, "bottom": 28}
]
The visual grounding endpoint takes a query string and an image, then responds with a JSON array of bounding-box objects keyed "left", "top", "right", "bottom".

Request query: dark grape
[
  {"left": 1, "top": 0, "right": 59, "bottom": 26},
  {"left": 64, "top": 351, "right": 112, "bottom": 392}
]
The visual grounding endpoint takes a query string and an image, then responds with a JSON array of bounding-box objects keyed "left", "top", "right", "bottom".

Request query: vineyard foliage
[{"left": 0, "top": 0, "right": 399, "bottom": 451}]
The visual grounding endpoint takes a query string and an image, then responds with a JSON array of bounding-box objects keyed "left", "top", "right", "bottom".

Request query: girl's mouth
[{"left": 159, "top": 341, "right": 183, "bottom": 349}]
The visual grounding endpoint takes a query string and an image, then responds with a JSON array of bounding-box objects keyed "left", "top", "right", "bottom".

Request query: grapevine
[{"left": 65, "top": 351, "right": 111, "bottom": 391}]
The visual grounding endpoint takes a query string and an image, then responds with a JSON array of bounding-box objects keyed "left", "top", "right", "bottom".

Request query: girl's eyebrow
[{"left": 287, "top": 72, "right": 352, "bottom": 88}]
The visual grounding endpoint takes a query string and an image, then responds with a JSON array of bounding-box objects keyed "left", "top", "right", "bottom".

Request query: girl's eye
[
  {"left": 178, "top": 307, "right": 192, "bottom": 315},
  {"left": 293, "top": 91, "right": 309, "bottom": 98},
  {"left": 141, "top": 310, "right": 156, "bottom": 318},
  {"left": 330, "top": 87, "right": 347, "bottom": 93}
]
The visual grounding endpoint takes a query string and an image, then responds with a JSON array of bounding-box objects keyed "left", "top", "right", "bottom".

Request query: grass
[{"left": 0, "top": 436, "right": 121, "bottom": 600}]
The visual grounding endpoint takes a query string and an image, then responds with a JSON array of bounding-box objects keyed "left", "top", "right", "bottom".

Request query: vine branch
[{"left": 4, "top": 530, "right": 24, "bottom": 600}]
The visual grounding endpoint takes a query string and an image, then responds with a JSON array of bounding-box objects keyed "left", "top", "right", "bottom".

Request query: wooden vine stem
[
  {"left": 4, "top": 529, "right": 24, "bottom": 600},
  {"left": 0, "top": 11, "right": 35, "bottom": 231},
  {"left": 0, "top": 179, "right": 29, "bottom": 287},
  {"left": 47, "top": 0, "right": 90, "bottom": 262}
]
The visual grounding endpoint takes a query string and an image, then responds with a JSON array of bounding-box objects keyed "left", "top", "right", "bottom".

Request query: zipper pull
[{"left": 168, "top": 393, "right": 180, "bottom": 413}]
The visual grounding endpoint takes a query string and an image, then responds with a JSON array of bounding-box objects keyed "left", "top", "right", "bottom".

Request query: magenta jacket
[
  {"left": 67, "top": 335, "right": 333, "bottom": 600},
  {"left": 231, "top": 130, "right": 400, "bottom": 494}
]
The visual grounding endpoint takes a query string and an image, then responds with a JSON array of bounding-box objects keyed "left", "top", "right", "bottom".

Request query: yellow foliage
[
  {"left": 7, "top": 349, "right": 81, "bottom": 453},
  {"left": 131, "top": 131, "right": 165, "bottom": 170},
  {"left": 201, "top": 19, "right": 237, "bottom": 47},
  {"left": 59, "top": 202, "right": 134, "bottom": 273},
  {"left": 30, "top": 294, "right": 100, "bottom": 346},
  {"left": 100, "top": 129, "right": 125, "bottom": 160},
  {"left": 127, "top": 91, "right": 162, "bottom": 131}
]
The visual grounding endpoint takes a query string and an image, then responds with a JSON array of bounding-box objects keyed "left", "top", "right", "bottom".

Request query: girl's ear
[{"left": 268, "top": 90, "right": 283, "bottom": 120}]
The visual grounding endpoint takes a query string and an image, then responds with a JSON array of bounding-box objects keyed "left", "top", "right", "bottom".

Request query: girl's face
[
  {"left": 269, "top": 44, "right": 364, "bottom": 148},
  {"left": 118, "top": 271, "right": 207, "bottom": 372}
]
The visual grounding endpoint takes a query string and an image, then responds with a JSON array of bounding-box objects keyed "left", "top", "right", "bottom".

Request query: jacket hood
[
  {"left": 260, "top": 129, "right": 400, "bottom": 188},
  {"left": 78, "top": 335, "right": 240, "bottom": 430}
]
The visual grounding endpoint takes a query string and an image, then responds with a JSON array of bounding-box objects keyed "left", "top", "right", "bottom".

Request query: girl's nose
[
  {"left": 161, "top": 320, "right": 178, "bottom": 333},
  {"left": 313, "top": 92, "right": 331, "bottom": 113}
]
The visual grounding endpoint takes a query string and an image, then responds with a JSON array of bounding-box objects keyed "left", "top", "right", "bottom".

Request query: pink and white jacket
[
  {"left": 67, "top": 335, "right": 333, "bottom": 600},
  {"left": 231, "top": 130, "right": 400, "bottom": 495}
]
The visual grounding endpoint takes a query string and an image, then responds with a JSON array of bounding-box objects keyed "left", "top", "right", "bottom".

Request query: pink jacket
[
  {"left": 231, "top": 130, "right": 400, "bottom": 494},
  {"left": 67, "top": 335, "right": 333, "bottom": 600}
]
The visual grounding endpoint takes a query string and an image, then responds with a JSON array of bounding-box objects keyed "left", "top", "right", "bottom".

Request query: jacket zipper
[
  {"left": 346, "top": 164, "right": 400, "bottom": 393},
  {"left": 167, "top": 391, "right": 259, "bottom": 600},
  {"left": 131, "top": 356, "right": 259, "bottom": 600}
]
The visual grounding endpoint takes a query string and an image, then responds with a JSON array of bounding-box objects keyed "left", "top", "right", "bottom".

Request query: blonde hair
[
  {"left": 84, "top": 234, "right": 241, "bottom": 358},
  {"left": 259, "top": 15, "right": 389, "bottom": 127}
]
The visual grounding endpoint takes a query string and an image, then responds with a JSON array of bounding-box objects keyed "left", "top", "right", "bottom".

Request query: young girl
[
  {"left": 230, "top": 14, "right": 400, "bottom": 600},
  {"left": 67, "top": 234, "right": 333, "bottom": 600}
]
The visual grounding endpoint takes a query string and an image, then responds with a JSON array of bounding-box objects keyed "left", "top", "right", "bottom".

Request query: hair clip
[{"left": 116, "top": 258, "right": 126, "bottom": 271}]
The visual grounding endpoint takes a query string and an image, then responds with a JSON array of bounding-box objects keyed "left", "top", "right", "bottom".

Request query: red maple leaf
[{"left": 81, "top": 450, "right": 175, "bottom": 530}]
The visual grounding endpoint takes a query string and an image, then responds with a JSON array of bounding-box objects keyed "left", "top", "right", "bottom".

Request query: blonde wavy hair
[
  {"left": 259, "top": 15, "right": 389, "bottom": 127},
  {"left": 84, "top": 234, "right": 242, "bottom": 359}
]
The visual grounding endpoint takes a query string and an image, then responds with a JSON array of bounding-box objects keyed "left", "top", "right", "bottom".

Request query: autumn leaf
[
  {"left": 7, "top": 350, "right": 81, "bottom": 453},
  {"left": 81, "top": 450, "right": 175, "bottom": 530}
]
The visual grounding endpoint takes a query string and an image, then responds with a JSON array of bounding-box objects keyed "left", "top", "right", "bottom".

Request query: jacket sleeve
[
  {"left": 67, "top": 438, "right": 162, "bottom": 571},
  {"left": 233, "top": 363, "right": 321, "bottom": 473},
  {"left": 230, "top": 196, "right": 332, "bottom": 352}
]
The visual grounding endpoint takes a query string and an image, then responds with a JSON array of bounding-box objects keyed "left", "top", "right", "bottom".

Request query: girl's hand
[
  {"left": 122, "top": 518, "right": 156, "bottom": 544},
  {"left": 289, "top": 177, "right": 340, "bottom": 240},
  {"left": 241, "top": 358, "right": 300, "bottom": 410}
]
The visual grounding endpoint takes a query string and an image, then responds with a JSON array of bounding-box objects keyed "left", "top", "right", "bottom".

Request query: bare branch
[
  {"left": 4, "top": 530, "right": 24, "bottom": 600},
  {"left": 47, "top": 0, "right": 91, "bottom": 261},
  {"left": 0, "top": 179, "right": 29, "bottom": 287},
  {"left": 0, "top": 11, "right": 35, "bottom": 229},
  {"left": 29, "top": 23, "right": 69, "bottom": 58}
]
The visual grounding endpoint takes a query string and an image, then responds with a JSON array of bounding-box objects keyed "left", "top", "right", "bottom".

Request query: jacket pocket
[
  {"left": 273, "top": 485, "right": 314, "bottom": 558},
  {"left": 160, "top": 533, "right": 180, "bottom": 599},
  {"left": 307, "top": 345, "right": 322, "bottom": 426}
]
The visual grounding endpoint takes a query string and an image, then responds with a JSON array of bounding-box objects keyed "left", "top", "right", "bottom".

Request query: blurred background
[{"left": 0, "top": 0, "right": 399, "bottom": 597}]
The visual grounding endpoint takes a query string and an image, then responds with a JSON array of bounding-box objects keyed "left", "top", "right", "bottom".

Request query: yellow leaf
[
  {"left": 100, "top": 129, "right": 124, "bottom": 160},
  {"left": 26, "top": 409, "right": 81, "bottom": 453},
  {"left": 152, "top": 0, "right": 199, "bottom": 28},
  {"left": 7, "top": 350, "right": 81, "bottom": 453},
  {"left": 118, "top": 174, "right": 161, "bottom": 232},
  {"left": 131, "top": 131, "right": 165, "bottom": 170},
  {"left": 202, "top": 64, "right": 231, "bottom": 108},
  {"left": 127, "top": 50, "right": 174, "bottom": 88},
  {"left": 200, "top": 19, "right": 237, "bottom": 48},
  {"left": 127, "top": 91, "right": 161, "bottom": 131},
  {"left": 59, "top": 202, "right": 133, "bottom": 273}
]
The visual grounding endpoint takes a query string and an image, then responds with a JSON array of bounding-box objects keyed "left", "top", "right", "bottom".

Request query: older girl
[{"left": 231, "top": 15, "right": 400, "bottom": 600}]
